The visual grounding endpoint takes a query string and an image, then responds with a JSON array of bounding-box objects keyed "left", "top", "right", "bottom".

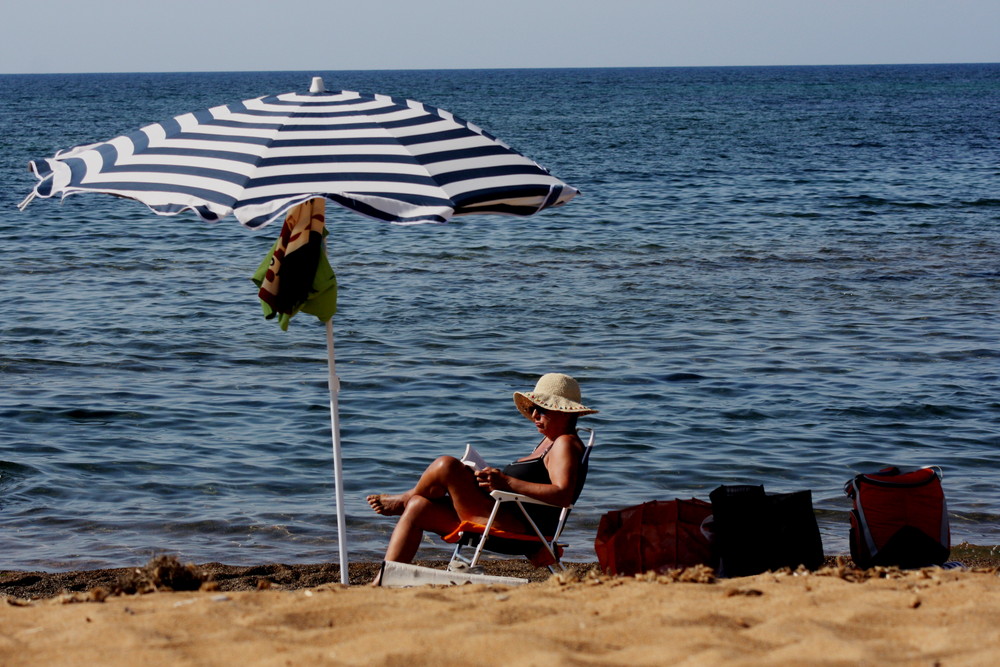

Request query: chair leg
[
  {"left": 546, "top": 551, "right": 568, "bottom": 574},
  {"left": 513, "top": 499, "right": 562, "bottom": 566},
  {"left": 448, "top": 541, "right": 468, "bottom": 571},
  {"left": 469, "top": 499, "right": 503, "bottom": 568}
]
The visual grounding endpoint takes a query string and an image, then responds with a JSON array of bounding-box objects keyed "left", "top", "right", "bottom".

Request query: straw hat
[{"left": 513, "top": 373, "right": 598, "bottom": 420}]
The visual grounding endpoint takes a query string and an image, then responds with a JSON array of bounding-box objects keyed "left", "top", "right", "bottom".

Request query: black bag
[{"left": 709, "top": 484, "right": 824, "bottom": 577}]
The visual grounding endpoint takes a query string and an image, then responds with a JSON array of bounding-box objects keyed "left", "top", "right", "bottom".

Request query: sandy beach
[{"left": 3, "top": 547, "right": 999, "bottom": 666}]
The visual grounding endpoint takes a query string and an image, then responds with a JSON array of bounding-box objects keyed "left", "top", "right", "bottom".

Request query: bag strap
[
  {"left": 849, "top": 478, "right": 880, "bottom": 558},
  {"left": 921, "top": 465, "right": 944, "bottom": 480}
]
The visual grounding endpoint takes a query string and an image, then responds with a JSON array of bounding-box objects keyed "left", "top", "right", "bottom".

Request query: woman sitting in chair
[{"left": 366, "top": 373, "right": 597, "bottom": 581}]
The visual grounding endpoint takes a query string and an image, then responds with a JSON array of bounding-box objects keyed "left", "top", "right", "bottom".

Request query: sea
[{"left": 1, "top": 65, "right": 998, "bottom": 572}]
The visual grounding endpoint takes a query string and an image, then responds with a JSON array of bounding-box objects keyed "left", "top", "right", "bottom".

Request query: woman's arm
[{"left": 475, "top": 434, "right": 583, "bottom": 507}]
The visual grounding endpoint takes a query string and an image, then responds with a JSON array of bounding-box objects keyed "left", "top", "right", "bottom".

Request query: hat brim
[{"left": 513, "top": 391, "right": 598, "bottom": 420}]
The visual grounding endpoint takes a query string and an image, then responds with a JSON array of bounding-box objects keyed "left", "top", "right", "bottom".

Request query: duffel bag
[{"left": 594, "top": 499, "right": 714, "bottom": 576}]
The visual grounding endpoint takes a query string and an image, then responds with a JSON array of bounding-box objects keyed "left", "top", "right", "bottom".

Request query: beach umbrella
[{"left": 19, "top": 76, "right": 578, "bottom": 584}]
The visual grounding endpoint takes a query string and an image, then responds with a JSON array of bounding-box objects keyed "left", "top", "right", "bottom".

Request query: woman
[{"left": 366, "top": 373, "right": 597, "bottom": 580}]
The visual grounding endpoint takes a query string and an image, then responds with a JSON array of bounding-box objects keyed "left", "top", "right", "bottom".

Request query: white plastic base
[{"left": 378, "top": 561, "right": 529, "bottom": 588}]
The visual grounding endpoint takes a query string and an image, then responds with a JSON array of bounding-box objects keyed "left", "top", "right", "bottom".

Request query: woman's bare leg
[
  {"left": 383, "top": 496, "right": 458, "bottom": 564},
  {"left": 369, "top": 456, "right": 529, "bottom": 584},
  {"left": 367, "top": 456, "right": 500, "bottom": 523},
  {"left": 366, "top": 493, "right": 406, "bottom": 516}
]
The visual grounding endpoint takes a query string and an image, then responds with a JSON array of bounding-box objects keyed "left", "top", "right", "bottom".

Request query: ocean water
[{"left": 1, "top": 65, "right": 998, "bottom": 571}]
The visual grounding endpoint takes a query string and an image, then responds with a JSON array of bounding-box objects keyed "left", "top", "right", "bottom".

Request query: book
[{"left": 460, "top": 443, "right": 488, "bottom": 472}]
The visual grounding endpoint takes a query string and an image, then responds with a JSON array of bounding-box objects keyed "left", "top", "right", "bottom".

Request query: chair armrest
[{"left": 489, "top": 490, "right": 564, "bottom": 508}]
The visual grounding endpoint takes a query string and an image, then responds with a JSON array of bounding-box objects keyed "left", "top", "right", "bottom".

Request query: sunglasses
[{"left": 529, "top": 405, "right": 550, "bottom": 415}]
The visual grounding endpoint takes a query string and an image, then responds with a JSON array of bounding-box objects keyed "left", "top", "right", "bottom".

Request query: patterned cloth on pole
[{"left": 252, "top": 198, "right": 337, "bottom": 330}]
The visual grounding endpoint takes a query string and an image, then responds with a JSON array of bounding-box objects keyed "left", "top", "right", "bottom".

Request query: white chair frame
[{"left": 449, "top": 427, "right": 596, "bottom": 573}]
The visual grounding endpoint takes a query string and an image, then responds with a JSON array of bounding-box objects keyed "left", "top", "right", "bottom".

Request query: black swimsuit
[
  {"left": 502, "top": 442, "right": 562, "bottom": 535},
  {"left": 503, "top": 442, "right": 555, "bottom": 484}
]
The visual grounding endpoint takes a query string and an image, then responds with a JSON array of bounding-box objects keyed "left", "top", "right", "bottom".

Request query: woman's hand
[{"left": 475, "top": 467, "right": 510, "bottom": 493}]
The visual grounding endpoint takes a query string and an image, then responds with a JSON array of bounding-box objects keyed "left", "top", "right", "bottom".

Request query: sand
[{"left": 2, "top": 551, "right": 1000, "bottom": 666}]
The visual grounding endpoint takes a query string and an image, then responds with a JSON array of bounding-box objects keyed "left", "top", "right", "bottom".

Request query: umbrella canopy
[
  {"left": 20, "top": 77, "right": 578, "bottom": 585},
  {"left": 20, "top": 77, "right": 577, "bottom": 229}
]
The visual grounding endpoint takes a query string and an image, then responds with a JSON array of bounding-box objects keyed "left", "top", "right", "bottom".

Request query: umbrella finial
[{"left": 310, "top": 77, "right": 326, "bottom": 93}]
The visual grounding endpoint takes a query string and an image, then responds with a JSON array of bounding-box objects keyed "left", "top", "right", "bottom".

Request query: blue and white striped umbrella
[
  {"left": 20, "top": 77, "right": 577, "bottom": 228},
  {"left": 19, "top": 77, "right": 578, "bottom": 585}
]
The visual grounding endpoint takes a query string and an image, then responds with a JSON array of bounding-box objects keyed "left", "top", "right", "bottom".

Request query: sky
[{"left": 2, "top": 0, "right": 998, "bottom": 74}]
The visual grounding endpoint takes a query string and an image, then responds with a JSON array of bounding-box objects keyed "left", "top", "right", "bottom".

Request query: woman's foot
[{"left": 366, "top": 493, "right": 406, "bottom": 516}]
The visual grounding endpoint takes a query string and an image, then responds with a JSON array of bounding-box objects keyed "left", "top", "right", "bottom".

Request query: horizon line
[{"left": 4, "top": 61, "right": 999, "bottom": 77}]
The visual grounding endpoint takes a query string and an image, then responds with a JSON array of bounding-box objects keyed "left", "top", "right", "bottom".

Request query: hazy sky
[{"left": 3, "top": 0, "right": 998, "bottom": 74}]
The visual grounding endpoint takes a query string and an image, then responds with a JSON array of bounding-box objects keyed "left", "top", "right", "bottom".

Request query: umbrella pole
[{"left": 326, "top": 319, "right": 349, "bottom": 585}]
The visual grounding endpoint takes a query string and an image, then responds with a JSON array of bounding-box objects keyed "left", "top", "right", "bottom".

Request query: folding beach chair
[{"left": 446, "top": 427, "right": 596, "bottom": 573}]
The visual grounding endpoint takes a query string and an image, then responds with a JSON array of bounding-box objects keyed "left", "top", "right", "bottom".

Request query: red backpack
[{"left": 844, "top": 467, "right": 950, "bottom": 569}]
